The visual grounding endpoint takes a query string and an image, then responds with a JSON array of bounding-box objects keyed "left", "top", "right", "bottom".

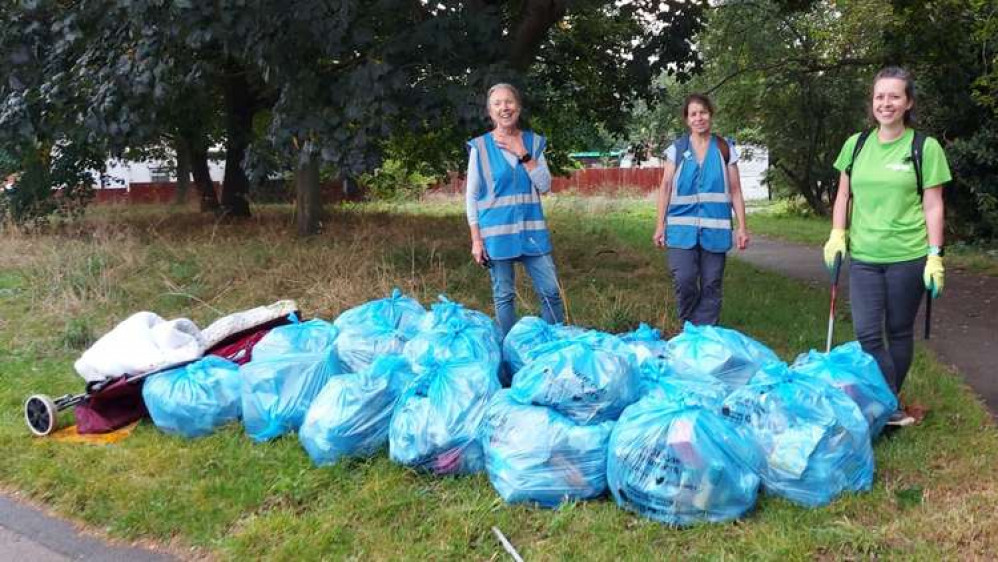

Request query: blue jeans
[
  {"left": 667, "top": 246, "right": 727, "bottom": 326},
  {"left": 488, "top": 253, "right": 565, "bottom": 337},
  {"left": 849, "top": 257, "right": 926, "bottom": 396}
]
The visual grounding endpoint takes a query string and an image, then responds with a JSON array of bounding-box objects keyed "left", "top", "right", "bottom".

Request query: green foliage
[
  {"left": 884, "top": 0, "right": 998, "bottom": 240},
  {"left": 0, "top": 146, "right": 96, "bottom": 227},
  {"left": 693, "top": 0, "right": 884, "bottom": 215},
  {"left": 946, "top": 120, "right": 998, "bottom": 240},
  {"left": 360, "top": 158, "right": 437, "bottom": 202},
  {"left": 765, "top": 196, "right": 820, "bottom": 218}
]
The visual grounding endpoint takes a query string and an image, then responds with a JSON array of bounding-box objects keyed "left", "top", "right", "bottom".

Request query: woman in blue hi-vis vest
[
  {"left": 653, "top": 93, "right": 750, "bottom": 326},
  {"left": 465, "top": 83, "right": 565, "bottom": 339}
]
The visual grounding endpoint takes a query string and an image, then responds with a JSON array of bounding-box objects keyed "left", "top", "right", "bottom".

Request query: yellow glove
[
  {"left": 924, "top": 255, "right": 945, "bottom": 298},
  {"left": 823, "top": 229, "right": 848, "bottom": 273}
]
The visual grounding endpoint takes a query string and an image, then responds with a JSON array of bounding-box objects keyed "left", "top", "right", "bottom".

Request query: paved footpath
[
  {"left": 0, "top": 493, "right": 175, "bottom": 561},
  {"left": 736, "top": 236, "right": 998, "bottom": 419}
]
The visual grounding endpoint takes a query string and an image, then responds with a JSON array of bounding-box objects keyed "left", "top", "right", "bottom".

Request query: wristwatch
[
  {"left": 928, "top": 245, "right": 945, "bottom": 257},
  {"left": 519, "top": 152, "right": 532, "bottom": 164}
]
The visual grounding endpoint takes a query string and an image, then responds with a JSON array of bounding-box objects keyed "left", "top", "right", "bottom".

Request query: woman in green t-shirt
[{"left": 823, "top": 66, "right": 952, "bottom": 427}]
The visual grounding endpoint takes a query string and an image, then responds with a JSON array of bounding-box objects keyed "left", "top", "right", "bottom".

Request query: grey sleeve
[
  {"left": 466, "top": 147, "right": 480, "bottom": 226},
  {"left": 529, "top": 153, "right": 552, "bottom": 194}
]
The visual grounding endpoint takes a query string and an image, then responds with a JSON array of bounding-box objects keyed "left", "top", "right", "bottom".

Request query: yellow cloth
[
  {"left": 823, "top": 229, "right": 848, "bottom": 272},
  {"left": 47, "top": 421, "right": 140, "bottom": 445},
  {"left": 924, "top": 255, "right": 945, "bottom": 298}
]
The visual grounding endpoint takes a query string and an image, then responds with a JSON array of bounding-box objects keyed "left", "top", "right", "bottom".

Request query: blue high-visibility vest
[
  {"left": 468, "top": 131, "right": 552, "bottom": 260},
  {"left": 666, "top": 135, "right": 734, "bottom": 253}
]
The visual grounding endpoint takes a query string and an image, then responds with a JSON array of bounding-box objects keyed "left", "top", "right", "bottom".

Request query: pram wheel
[{"left": 24, "top": 394, "right": 58, "bottom": 436}]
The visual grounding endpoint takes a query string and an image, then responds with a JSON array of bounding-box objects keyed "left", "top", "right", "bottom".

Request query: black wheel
[{"left": 24, "top": 394, "right": 58, "bottom": 436}]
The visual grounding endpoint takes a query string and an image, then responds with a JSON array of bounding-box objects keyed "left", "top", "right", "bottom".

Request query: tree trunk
[
  {"left": 296, "top": 148, "right": 322, "bottom": 237},
  {"left": 189, "top": 141, "right": 219, "bottom": 213},
  {"left": 172, "top": 136, "right": 192, "bottom": 207},
  {"left": 220, "top": 67, "right": 254, "bottom": 218}
]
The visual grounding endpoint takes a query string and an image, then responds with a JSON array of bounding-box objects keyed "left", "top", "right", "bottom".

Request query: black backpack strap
[
  {"left": 911, "top": 130, "right": 927, "bottom": 197},
  {"left": 846, "top": 130, "right": 872, "bottom": 177},
  {"left": 846, "top": 130, "right": 872, "bottom": 198}
]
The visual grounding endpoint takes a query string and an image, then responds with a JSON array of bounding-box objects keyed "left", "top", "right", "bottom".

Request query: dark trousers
[
  {"left": 849, "top": 257, "right": 926, "bottom": 396},
  {"left": 667, "top": 246, "right": 727, "bottom": 326}
]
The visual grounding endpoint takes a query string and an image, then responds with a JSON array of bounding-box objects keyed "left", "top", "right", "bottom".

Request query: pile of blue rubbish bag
[{"left": 141, "top": 289, "right": 898, "bottom": 527}]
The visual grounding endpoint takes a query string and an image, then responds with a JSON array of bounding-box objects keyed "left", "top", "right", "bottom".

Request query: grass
[
  {"left": 748, "top": 201, "right": 998, "bottom": 276},
  {"left": 1, "top": 197, "right": 996, "bottom": 560}
]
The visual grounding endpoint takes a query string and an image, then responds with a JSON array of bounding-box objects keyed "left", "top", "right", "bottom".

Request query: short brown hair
[{"left": 682, "top": 93, "right": 715, "bottom": 119}]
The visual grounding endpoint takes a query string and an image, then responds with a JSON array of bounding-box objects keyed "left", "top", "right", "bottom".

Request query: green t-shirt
[{"left": 833, "top": 128, "right": 952, "bottom": 264}]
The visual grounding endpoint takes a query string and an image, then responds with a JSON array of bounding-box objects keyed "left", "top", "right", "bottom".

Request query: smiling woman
[
  {"left": 824, "top": 66, "right": 953, "bottom": 427},
  {"left": 464, "top": 83, "right": 565, "bottom": 339}
]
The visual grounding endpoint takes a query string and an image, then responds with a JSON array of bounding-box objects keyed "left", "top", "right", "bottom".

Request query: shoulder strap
[
  {"left": 712, "top": 133, "right": 731, "bottom": 165},
  {"left": 673, "top": 134, "right": 690, "bottom": 161},
  {"left": 911, "top": 130, "right": 927, "bottom": 197},
  {"left": 846, "top": 130, "right": 872, "bottom": 177}
]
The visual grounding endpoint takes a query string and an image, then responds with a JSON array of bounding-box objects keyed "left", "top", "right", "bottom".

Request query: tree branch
[
  {"left": 509, "top": 0, "right": 568, "bottom": 71},
  {"left": 706, "top": 57, "right": 878, "bottom": 94}
]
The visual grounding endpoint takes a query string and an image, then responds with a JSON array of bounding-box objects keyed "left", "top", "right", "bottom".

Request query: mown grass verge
[{"left": 0, "top": 197, "right": 995, "bottom": 560}]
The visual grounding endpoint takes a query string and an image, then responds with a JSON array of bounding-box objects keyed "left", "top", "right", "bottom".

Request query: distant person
[
  {"left": 653, "top": 93, "right": 749, "bottom": 326},
  {"left": 823, "top": 66, "right": 951, "bottom": 427},
  {"left": 465, "top": 83, "right": 565, "bottom": 337}
]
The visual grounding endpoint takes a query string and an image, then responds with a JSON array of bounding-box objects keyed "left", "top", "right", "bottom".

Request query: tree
[
  {"left": 3, "top": 1, "right": 707, "bottom": 234},
  {"left": 689, "top": 0, "right": 885, "bottom": 214},
  {"left": 885, "top": 0, "right": 998, "bottom": 239},
  {"left": 0, "top": 5, "right": 103, "bottom": 225}
]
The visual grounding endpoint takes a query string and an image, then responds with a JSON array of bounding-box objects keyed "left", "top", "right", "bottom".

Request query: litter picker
[{"left": 826, "top": 252, "right": 844, "bottom": 353}]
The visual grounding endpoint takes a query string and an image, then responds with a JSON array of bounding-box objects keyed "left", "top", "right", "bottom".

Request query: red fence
[
  {"left": 432, "top": 167, "right": 664, "bottom": 195},
  {"left": 93, "top": 168, "right": 664, "bottom": 205}
]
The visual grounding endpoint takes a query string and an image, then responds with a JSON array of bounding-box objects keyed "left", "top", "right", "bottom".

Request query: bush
[
  {"left": 0, "top": 146, "right": 96, "bottom": 227},
  {"left": 360, "top": 158, "right": 437, "bottom": 201},
  {"left": 764, "top": 196, "right": 818, "bottom": 218},
  {"left": 946, "top": 121, "right": 998, "bottom": 241}
]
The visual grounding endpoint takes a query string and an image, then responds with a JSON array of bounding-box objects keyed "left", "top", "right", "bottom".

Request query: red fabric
[
  {"left": 206, "top": 315, "right": 293, "bottom": 365},
  {"left": 75, "top": 377, "right": 148, "bottom": 434}
]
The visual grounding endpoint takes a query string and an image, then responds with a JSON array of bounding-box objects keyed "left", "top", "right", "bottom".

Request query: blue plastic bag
[
  {"left": 332, "top": 289, "right": 426, "bottom": 373},
  {"left": 417, "top": 296, "right": 502, "bottom": 343},
  {"left": 502, "top": 316, "right": 586, "bottom": 381},
  {"left": 607, "top": 396, "right": 763, "bottom": 526},
  {"left": 666, "top": 322, "right": 781, "bottom": 391},
  {"left": 389, "top": 359, "right": 500, "bottom": 475},
  {"left": 142, "top": 356, "right": 241, "bottom": 438},
  {"left": 510, "top": 335, "right": 640, "bottom": 425},
  {"left": 240, "top": 321, "right": 346, "bottom": 442},
  {"left": 299, "top": 356, "right": 416, "bottom": 466},
  {"left": 480, "top": 391, "right": 613, "bottom": 507},
  {"left": 640, "top": 361, "right": 729, "bottom": 411},
  {"left": 791, "top": 341, "right": 897, "bottom": 437},
  {"left": 619, "top": 323, "right": 670, "bottom": 368},
  {"left": 251, "top": 317, "right": 339, "bottom": 359},
  {"left": 403, "top": 298, "right": 502, "bottom": 378},
  {"left": 722, "top": 363, "right": 874, "bottom": 507}
]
